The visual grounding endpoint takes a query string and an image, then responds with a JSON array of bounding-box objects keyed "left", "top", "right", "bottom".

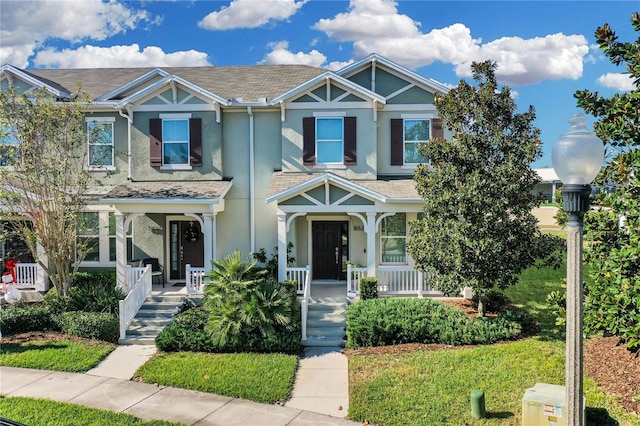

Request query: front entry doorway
[
  {"left": 169, "top": 220, "right": 204, "bottom": 280},
  {"left": 312, "top": 221, "right": 348, "bottom": 281}
]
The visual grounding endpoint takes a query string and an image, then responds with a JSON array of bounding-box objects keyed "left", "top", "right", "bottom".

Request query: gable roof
[
  {"left": 266, "top": 172, "right": 420, "bottom": 204},
  {"left": 4, "top": 65, "right": 326, "bottom": 103},
  {"left": 269, "top": 71, "right": 386, "bottom": 105},
  {"left": 337, "top": 53, "right": 451, "bottom": 95}
]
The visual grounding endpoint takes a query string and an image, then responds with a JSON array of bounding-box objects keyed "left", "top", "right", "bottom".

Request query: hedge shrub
[
  {"left": 346, "top": 298, "right": 528, "bottom": 348},
  {"left": 360, "top": 277, "right": 378, "bottom": 300},
  {"left": 55, "top": 311, "right": 119, "bottom": 343},
  {"left": 0, "top": 303, "right": 58, "bottom": 335}
]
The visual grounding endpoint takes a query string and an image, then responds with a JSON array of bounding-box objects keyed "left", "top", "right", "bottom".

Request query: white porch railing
[
  {"left": 288, "top": 265, "right": 311, "bottom": 341},
  {"left": 119, "top": 265, "right": 152, "bottom": 340},
  {"left": 186, "top": 264, "right": 208, "bottom": 296},
  {"left": 287, "top": 266, "right": 310, "bottom": 295},
  {"left": 347, "top": 265, "right": 455, "bottom": 298},
  {"left": 14, "top": 263, "right": 46, "bottom": 291}
]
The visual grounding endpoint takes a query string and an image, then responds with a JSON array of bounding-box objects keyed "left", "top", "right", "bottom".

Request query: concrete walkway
[{"left": 0, "top": 345, "right": 355, "bottom": 425}]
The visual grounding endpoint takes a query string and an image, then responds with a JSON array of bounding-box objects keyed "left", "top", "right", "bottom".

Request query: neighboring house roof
[
  {"left": 12, "top": 65, "right": 326, "bottom": 103},
  {"left": 103, "top": 180, "right": 232, "bottom": 202},
  {"left": 534, "top": 168, "right": 560, "bottom": 183},
  {"left": 266, "top": 172, "right": 420, "bottom": 204}
]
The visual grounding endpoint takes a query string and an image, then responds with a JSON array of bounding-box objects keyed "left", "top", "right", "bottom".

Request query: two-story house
[{"left": 0, "top": 54, "right": 452, "bottom": 297}]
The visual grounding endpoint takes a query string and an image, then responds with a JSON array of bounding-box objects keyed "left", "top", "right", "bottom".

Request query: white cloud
[
  {"left": 199, "top": 0, "right": 305, "bottom": 30},
  {"left": 260, "top": 41, "right": 326, "bottom": 67},
  {"left": 597, "top": 73, "right": 636, "bottom": 92},
  {"left": 33, "top": 45, "right": 211, "bottom": 69},
  {"left": 314, "top": 0, "right": 591, "bottom": 86},
  {"left": 0, "top": 0, "right": 158, "bottom": 67}
]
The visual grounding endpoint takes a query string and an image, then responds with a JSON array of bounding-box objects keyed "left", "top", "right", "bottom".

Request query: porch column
[
  {"left": 551, "top": 182, "right": 557, "bottom": 203},
  {"left": 202, "top": 213, "right": 215, "bottom": 270},
  {"left": 36, "top": 243, "right": 49, "bottom": 291},
  {"left": 277, "top": 212, "right": 287, "bottom": 282},
  {"left": 365, "top": 212, "right": 376, "bottom": 276},
  {"left": 114, "top": 212, "right": 127, "bottom": 291}
]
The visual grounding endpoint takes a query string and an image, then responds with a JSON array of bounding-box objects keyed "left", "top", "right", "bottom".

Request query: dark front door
[
  {"left": 169, "top": 221, "right": 204, "bottom": 280},
  {"left": 312, "top": 221, "right": 348, "bottom": 280}
]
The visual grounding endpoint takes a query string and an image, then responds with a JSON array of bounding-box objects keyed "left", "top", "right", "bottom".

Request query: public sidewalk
[{"left": 0, "top": 346, "right": 356, "bottom": 425}]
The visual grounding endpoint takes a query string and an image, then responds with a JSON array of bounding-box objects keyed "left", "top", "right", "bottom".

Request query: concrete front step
[
  {"left": 304, "top": 336, "right": 346, "bottom": 347},
  {"left": 119, "top": 296, "right": 183, "bottom": 345},
  {"left": 305, "top": 299, "right": 347, "bottom": 347}
]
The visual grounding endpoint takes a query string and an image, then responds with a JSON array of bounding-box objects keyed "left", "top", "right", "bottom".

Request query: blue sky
[{"left": 1, "top": 0, "right": 638, "bottom": 167}]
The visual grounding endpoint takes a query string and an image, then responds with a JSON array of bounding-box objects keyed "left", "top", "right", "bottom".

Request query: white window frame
[
  {"left": 314, "top": 112, "right": 345, "bottom": 165},
  {"left": 86, "top": 117, "right": 115, "bottom": 170},
  {"left": 75, "top": 210, "right": 133, "bottom": 266},
  {"left": 380, "top": 213, "right": 408, "bottom": 265},
  {"left": 0, "top": 125, "right": 21, "bottom": 167},
  {"left": 160, "top": 113, "right": 191, "bottom": 170},
  {"left": 401, "top": 113, "right": 432, "bottom": 168}
]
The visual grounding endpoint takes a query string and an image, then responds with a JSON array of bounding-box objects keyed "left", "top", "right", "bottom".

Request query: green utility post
[{"left": 470, "top": 389, "right": 486, "bottom": 419}]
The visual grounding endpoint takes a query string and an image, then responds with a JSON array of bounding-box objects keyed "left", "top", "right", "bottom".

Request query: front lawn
[
  {"left": 0, "top": 396, "right": 183, "bottom": 426},
  {"left": 134, "top": 351, "right": 298, "bottom": 404},
  {"left": 0, "top": 334, "right": 115, "bottom": 372},
  {"left": 347, "top": 262, "right": 640, "bottom": 425}
]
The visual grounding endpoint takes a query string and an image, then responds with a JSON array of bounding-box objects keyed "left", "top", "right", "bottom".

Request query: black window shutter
[
  {"left": 343, "top": 116, "right": 357, "bottom": 165},
  {"left": 149, "top": 118, "right": 162, "bottom": 167},
  {"left": 391, "top": 118, "right": 404, "bottom": 166},
  {"left": 189, "top": 118, "right": 202, "bottom": 167},
  {"left": 432, "top": 118, "right": 444, "bottom": 139},
  {"left": 303, "top": 117, "right": 316, "bottom": 165}
]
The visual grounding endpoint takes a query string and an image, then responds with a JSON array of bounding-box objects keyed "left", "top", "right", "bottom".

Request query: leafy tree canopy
[
  {"left": 408, "top": 61, "right": 564, "bottom": 315},
  {"left": 575, "top": 12, "right": 640, "bottom": 350}
]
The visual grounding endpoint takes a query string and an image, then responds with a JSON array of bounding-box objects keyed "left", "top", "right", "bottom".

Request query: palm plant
[{"left": 204, "top": 251, "right": 297, "bottom": 346}]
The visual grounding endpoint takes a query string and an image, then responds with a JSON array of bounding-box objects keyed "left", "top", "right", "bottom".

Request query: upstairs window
[
  {"left": 87, "top": 118, "right": 114, "bottom": 168},
  {"left": 391, "top": 117, "right": 443, "bottom": 166},
  {"left": 303, "top": 115, "right": 356, "bottom": 166},
  {"left": 316, "top": 117, "right": 343, "bottom": 164},
  {"left": 162, "top": 118, "right": 189, "bottom": 166},
  {"left": 380, "top": 213, "right": 407, "bottom": 264},
  {"left": 403, "top": 119, "right": 430, "bottom": 165},
  {"left": 0, "top": 127, "right": 21, "bottom": 166},
  {"left": 149, "top": 114, "right": 202, "bottom": 169}
]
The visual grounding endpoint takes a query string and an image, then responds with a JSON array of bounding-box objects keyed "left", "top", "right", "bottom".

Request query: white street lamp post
[{"left": 551, "top": 112, "right": 604, "bottom": 426}]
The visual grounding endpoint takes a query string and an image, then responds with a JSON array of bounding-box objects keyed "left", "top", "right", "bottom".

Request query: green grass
[
  {"left": 348, "top": 262, "right": 640, "bottom": 425},
  {"left": 349, "top": 338, "right": 636, "bottom": 425},
  {"left": 0, "top": 339, "right": 116, "bottom": 372},
  {"left": 134, "top": 351, "right": 298, "bottom": 404},
  {"left": 0, "top": 396, "right": 183, "bottom": 426}
]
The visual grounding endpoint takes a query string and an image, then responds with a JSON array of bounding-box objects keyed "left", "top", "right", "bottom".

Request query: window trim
[
  {"left": 380, "top": 213, "right": 408, "bottom": 265},
  {"left": 0, "top": 125, "right": 22, "bottom": 167},
  {"left": 315, "top": 116, "right": 345, "bottom": 165},
  {"left": 159, "top": 113, "right": 191, "bottom": 168},
  {"left": 401, "top": 115, "right": 431, "bottom": 167},
  {"left": 86, "top": 117, "right": 115, "bottom": 170}
]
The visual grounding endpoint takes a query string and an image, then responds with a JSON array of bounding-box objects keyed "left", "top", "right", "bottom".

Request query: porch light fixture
[{"left": 551, "top": 112, "right": 604, "bottom": 426}]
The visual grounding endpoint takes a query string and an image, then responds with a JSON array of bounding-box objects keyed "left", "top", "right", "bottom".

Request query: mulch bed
[{"left": 1, "top": 331, "right": 112, "bottom": 346}]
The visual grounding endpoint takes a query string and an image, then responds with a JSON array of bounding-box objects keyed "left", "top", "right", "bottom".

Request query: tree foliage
[
  {"left": 0, "top": 86, "right": 98, "bottom": 297},
  {"left": 408, "top": 61, "right": 564, "bottom": 316},
  {"left": 575, "top": 12, "right": 640, "bottom": 350}
]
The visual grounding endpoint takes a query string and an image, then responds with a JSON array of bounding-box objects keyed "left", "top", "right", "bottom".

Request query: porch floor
[
  {"left": 150, "top": 282, "right": 187, "bottom": 297},
  {"left": 309, "top": 283, "right": 346, "bottom": 299}
]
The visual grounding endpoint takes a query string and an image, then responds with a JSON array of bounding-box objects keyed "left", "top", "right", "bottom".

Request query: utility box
[{"left": 522, "top": 383, "right": 585, "bottom": 426}]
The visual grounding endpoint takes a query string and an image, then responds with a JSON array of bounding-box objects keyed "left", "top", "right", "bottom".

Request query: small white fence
[
  {"left": 287, "top": 266, "right": 311, "bottom": 341},
  {"left": 119, "top": 265, "right": 152, "bottom": 340},
  {"left": 13, "top": 263, "right": 46, "bottom": 291},
  {"left": 347, "top": 265, "right": 465, "bottom": 298},
  {"left": 287, "top": 266, "right": 310, "bottom": 294},
  {"left": 186, "top": 264, "right": 208, "bottom": 296}
]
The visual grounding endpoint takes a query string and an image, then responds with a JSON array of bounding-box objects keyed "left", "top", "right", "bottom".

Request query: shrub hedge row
[{"left": 346, "top": 297, "right": 531, "bottom": 347}]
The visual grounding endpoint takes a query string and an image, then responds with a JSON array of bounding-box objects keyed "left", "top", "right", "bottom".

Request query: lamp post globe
[{"left": 551, "top": 112, "right": 604, "bottom": 426}]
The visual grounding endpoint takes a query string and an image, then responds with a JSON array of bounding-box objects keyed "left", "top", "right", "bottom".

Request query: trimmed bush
[
  {"left": 346, "top": 298, "right": 524, "bottom": 348},
  {"left": 360, "top": 277, "right": 378, "bottom": 300},
  {"left": 0, "top": 303, "right": 57, "bottom": 335},
  {"left": 42, "top": 289, "right": 71, "bottom": 314},
  {"left": 55, "top": 311, "right": 119, "bottom": 343}
]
